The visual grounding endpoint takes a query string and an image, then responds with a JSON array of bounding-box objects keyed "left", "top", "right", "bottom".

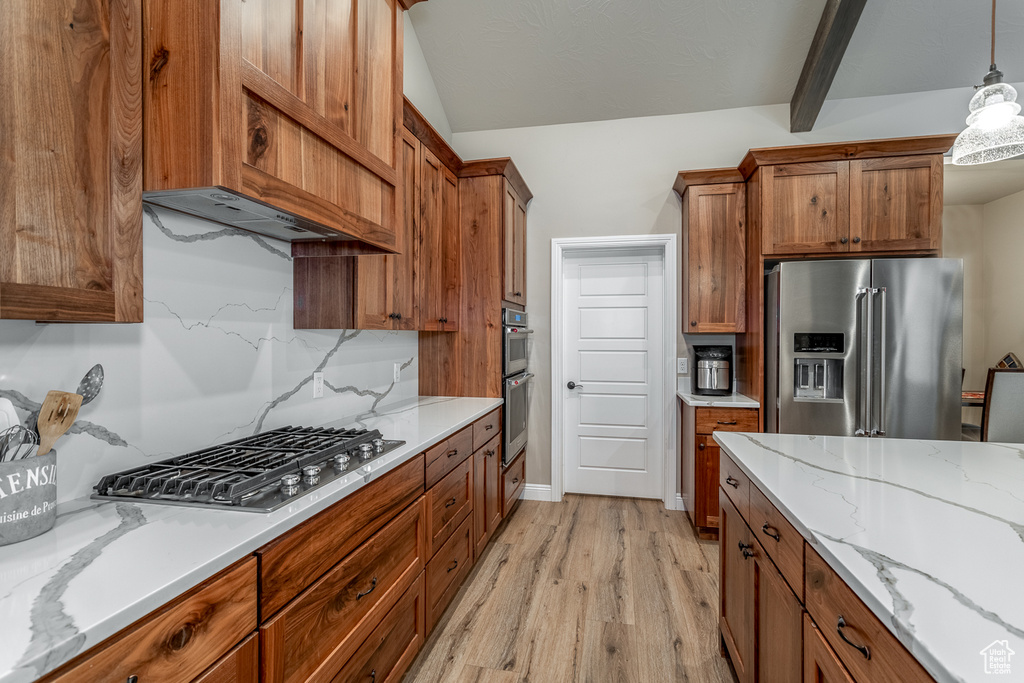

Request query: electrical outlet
[
  {"left": 677, "top": 358, "right": 688, "bottom": 374},
  {"left": 393, "top": 363, "right": 401, "bottom": 383},
  {"left": 312, "top": 372, "right": 324, "bottom": 398}
]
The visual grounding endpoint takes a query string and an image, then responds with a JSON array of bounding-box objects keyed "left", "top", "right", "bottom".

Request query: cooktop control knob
[
  {"left": 372, "top": 438, "right": 385, "bottom": 452},
  {"left": 334, "top": 453, "right": 351, "bottom": 470},
  {"left": 281, "top": 473, "right": 300, "bottom": 486},
  {"left": 358, "top": 443, "right": 373, "bottom": 460},
  {"left": 302, "top": 465, "right": 321, "bottom": 478}
]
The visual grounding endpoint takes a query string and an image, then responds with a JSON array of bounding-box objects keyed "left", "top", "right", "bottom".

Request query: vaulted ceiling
[{"left": 409, "top": 0, "right": 1024, "bottom": 133}]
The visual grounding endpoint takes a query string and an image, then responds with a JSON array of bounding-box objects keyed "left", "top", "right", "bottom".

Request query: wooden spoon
[{"left": 36, "top": 391, "right": 83, "bottom": 456}]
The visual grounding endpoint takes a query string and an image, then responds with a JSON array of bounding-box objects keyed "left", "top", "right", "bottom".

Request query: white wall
[
  {"left": 983, "top": 188, "right": 1024, "bottom": 371},
  {"left": 403, "top": 13, "right": 453, "bottom": 143},
  {"left": 451, "top": 84, "right": 1013, "bottom": 487}
]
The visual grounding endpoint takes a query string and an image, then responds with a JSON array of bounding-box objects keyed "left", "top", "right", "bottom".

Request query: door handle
[
  {"left": 567, "top": 381, "right": 583, "bottom": 390},
  {"left": 874, "top": 287, "right": 887, "bottom": 436}
]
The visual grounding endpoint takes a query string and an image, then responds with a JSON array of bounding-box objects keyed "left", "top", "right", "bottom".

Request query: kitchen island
[
  {"left": 0, "top": 396, "right": 502, "bottom": 683},
  {"left": 715, "top": 432, "right": 1024, "bottom": 683}
]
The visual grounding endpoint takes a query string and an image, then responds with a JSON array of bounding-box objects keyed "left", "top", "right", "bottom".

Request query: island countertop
[
  {"left": 714, "top": 432, "right": 1024, "bottom": 683},
  {"left": 0, "top": 396, "right": 502, "bottom": 683}
]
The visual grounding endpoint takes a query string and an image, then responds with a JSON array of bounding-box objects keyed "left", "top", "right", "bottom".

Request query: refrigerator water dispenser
[{"left": 793, "top": 358, "right": 843, "bottom": 401}]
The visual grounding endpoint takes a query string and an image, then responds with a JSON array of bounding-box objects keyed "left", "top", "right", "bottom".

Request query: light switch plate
[{"left": 677, "top": 358, "right": 688, "bottom": 374}]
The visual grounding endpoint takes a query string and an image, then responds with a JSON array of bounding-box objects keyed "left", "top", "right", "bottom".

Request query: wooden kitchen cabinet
[
  {"left": 756, "top": 547, "right": 803, "bottom": 682},
  {"left": 674, "top": 173, "right": 746, "bottom": 333},
  {"left": 193, "top": 633, "right": 259, "bottom": 683},
  {"left": 503, "top": 180, "right": 529, "bottom": 306},
  {"left": 473, "top": 435, "right": 503, "bottom": 559},
  {"left": 144, "top": 0, "right": 408, "bottom": 255},
  {"left": 719, "top": 491, "right": 755, "bottom": 683},
  {"left": 680, "top": 403, "right": 757, "bottom": 539},
  {"left": 502, "top": 449, "right": 527, "bottom": 518},
  {"left": 804, "top": 615, "right": 856, "bottom": 683},
  {"left": 760, "top": 161, "right": 850, "bottom": 256},
  {"left": 0, "top": 0, "right": 143, "bottom": 322},
  {"left": 418, "top": 149, "right": 462, "bottom": 331},
  {"left": 40, "top": 559, "right": 258, "bottom": 683}
]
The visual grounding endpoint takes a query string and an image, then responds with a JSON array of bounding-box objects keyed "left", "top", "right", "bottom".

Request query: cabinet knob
[
  {"left": 514, "top": 291, "right": 522, "bottom": 297},
  {"left": 127, "top": 677, "right": 138, "bottom": 683},
  {"left": 852, "top": 236, "right": 861, "bottom": 244},
  {"left": 698, "top": 442, "right": 705, "bottom": 450},
  {"left": 840, "top": 237, "right": 849, "bottom": 245},
  {"left": 690, "top": 320, "right": 697, "bottom": 327}
]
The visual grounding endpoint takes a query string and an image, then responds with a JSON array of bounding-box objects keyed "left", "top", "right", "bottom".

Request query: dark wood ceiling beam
[{"left": 790, "top": 0, "right": 868, "bottom": 133}]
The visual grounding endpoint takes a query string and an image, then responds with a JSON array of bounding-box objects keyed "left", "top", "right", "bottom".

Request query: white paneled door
[{"left": 562, "top": 249, "right": 664, "bottom": 498}]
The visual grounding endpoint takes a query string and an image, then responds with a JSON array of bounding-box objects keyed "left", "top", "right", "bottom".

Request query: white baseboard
[
  {"left": 675, "top": 494, "right": 686, "bottom": 512},
  {"left": 521, "top": 484, "right": 555, "bottom": 502}
]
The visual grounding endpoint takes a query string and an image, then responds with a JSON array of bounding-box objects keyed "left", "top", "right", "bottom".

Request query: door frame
[{"left": 550, "top": 234, "right": 678, "bottom": 509}]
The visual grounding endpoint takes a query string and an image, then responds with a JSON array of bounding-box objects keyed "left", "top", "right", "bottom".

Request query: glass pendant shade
[{"left": 952, "top": 82, "right": 1024, "bottom": 165}]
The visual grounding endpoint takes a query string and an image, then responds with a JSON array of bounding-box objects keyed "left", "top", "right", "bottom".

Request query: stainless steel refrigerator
[{"left": 765, "top": 259, "right": 963, "bottom": 439}]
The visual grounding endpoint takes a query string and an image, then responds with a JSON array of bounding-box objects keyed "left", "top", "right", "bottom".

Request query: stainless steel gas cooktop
[{"left": 92, "top": 426, "right": 404, "bottom": 512}]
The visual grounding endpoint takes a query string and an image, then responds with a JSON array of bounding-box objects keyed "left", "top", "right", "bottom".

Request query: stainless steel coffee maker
[{"left": 692, "top": 345, "right": 732, "bottom": 396}]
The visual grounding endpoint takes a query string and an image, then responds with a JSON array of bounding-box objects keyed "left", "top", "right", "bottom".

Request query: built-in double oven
[{"left": 502, "top": 308, "right": 533, "bottom": 465}]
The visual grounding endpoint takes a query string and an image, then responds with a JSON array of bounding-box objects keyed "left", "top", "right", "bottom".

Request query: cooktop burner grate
[{"left": 92, "top": 426, "right": 405, "bottom": 512}]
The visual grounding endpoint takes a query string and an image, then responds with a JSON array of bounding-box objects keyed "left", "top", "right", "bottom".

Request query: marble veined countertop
[
  {"left": 714, "top": 432, "right": 1024, "bottom": 683},
  {"left": 0, "top": 396, "right": 502, "bottom": 683},
  {"left": 676, "top": 389, "right": 760, "bottom": 408}
]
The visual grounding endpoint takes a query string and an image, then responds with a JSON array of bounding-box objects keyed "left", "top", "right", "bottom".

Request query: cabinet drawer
[
  {"left": 193, "top": 632, "right": 258, "bottom": 683},
  {"left": 43, "top": 558, "right": 257, "bottom": 683},
  {"left": 749, "top": 485, "right": 803, "bottom": 600},
  {"left": 473, "top": 408, "right": 501, "bottom": 452},
  {"left": 257, "top": 455, "right": 424, "bottom": 618},
  {"left": 426, "top": 455, "right": 473, "bottom": 556},
  {"left": 426, "top": 514, "right": 473, "bottom": 632},
  {"left": 502, "top": 452, "right": 526, "bottom": 517},
  {"left": 719, "top": 452, "right": 751, "bottom": 521},
  {"left": 425, "top": 426, "right": 474, "bottom": 488},
  {"left": 333, "top": 573, "right": 426, "bottom": 683},
  {"left": 260, "top": 499, "right": 425, "bottom": 683},
  {"left": 805, "top": 544, "right": 934, "bottom": 683},
  {"left": 695, "top": 407, "right": 758, "bottom": 434}
]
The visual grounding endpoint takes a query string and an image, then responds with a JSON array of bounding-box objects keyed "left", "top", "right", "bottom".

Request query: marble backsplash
[{"left": 0, "top": 207, "right": 418, "bottom": 504}]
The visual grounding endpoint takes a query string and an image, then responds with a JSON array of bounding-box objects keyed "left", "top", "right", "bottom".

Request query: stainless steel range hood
[{"left": 143, "top": 187, "right": 383, "bottom": 245}]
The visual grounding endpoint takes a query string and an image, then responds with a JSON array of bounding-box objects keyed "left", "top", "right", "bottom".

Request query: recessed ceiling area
[
  {"left": 944, "top": 159, "right": 1024, "bottom": 206},
  {"left": 409, "top": 0, "right": 1024, "bottom": 133}
]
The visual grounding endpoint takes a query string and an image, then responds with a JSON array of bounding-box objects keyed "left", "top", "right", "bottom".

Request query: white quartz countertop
[
  {"left": 676, "top": 388, "right": 760, "bottom": 408},
  {"left": 0, "top": 396, "right": 502, "bottom": 683},
  {"left": 714, "top": 432, "right": 1024, "bottom": 683}
]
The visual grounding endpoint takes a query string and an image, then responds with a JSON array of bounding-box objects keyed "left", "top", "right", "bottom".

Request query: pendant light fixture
[{"left": 951, "top": 0, "right": 1024, "bottom": 165}]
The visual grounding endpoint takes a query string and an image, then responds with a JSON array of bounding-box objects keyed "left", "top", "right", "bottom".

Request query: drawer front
[
  {"left": 805, "top": 545, "right": 934, "bottom": 683},
  {"left": 719, "top": 452, "right": 751, "bottom": 521},
  {"left": 472, "top": 408, "right": 501, "bottom": 452},
  {"left": 502, "top": 451, "right": 526, "bottom": 517},
  {"left": 193, "top": 632, "right": 259, "bottom": 683},
  {"left": 695, "top": 407, "right": 758, "bottom": 433},
  {"left": 332, "top": 573, "right": 425, "bottom": 683},
  {"left": 258, "top": 454, "right": 424, "bottom": 617},
  {"left": 260, "top": 499, "right": 425, "bottom": 683},
  {"left": 427, "top": 455, "right": 473, "bottom": 556},
  {"left": 426, "top": 514, "right": 473, "bottom": 631},
  {"left": 749, "top": 484, "right": 803, "bottom": 600},
  {"left": 44, "top": 558, "right": 257, "bottom": 683},
  {"left": 425, "top": 426, "right": 474, "bottom": 488}
]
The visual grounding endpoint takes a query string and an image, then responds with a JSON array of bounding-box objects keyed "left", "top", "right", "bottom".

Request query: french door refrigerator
[{"left": 765, "top": 259, "right": 963, "bottom": 440}]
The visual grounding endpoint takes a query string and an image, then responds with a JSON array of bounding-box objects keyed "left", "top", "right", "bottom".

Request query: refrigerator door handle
[
  {"left": 873, "top": 288, "right": 887, "bottom": 436},
  {"left": 855, "top": 288, "right": 873, "bottom": 436}
]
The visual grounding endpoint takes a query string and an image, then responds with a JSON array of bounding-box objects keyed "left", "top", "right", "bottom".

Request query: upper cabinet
[
  {"left": 419, "top": 155, "right": 461, "bottom": 331},
  {"left": 503, "top": 182, "right": 529, "bottom": 306},
  {"left": 674, "top": 170, "right": 747, "bottom": 333},
  {"left": 742, "top": 136, "right": 954, "bottom": 258},
  {"left": 143, "top": 0, "right": 409, "bottom": 252},
  {"left": 0, "top": 0, "right": 143, "bottom": 322}
]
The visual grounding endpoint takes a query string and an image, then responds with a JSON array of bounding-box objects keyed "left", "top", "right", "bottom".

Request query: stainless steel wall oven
[{"left": 502, "top": 308, "right": 532, "bottom": 464}]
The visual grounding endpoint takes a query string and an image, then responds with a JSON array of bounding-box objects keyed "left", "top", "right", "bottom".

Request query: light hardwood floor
[{"left": 405, "top": 495, "right": 737, "bottom": 683}]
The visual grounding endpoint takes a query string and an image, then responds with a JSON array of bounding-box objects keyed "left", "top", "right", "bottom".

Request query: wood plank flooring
[{"left": 404, "top": 495, "right": 736, "bottom": 683}]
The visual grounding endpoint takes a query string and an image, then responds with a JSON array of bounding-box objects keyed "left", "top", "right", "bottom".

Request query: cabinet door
[
  {"left": 388, "top": 132, "right": 422, "bottom": 330},
  {"left": 1, "top": 0, "right": 142, "bottom": 322},
  {"left": 684, "top": 184, "right": 746, "bottom": 333},
  {"left": 513, "top": 196, "right": 527, "bottom": 304},
  {"left": 756, "top": 553, "right": 802, "bottom": 683},
  {"left": 473, "top": 447, "right": 487, "bottom": 557},
  {"left": 503, "top": 181, "right": 520, "bottom": 303},
  {"left": 849, "top": 155, "right": 942, "bottom": 253},
  {"left": 804, "top": 614, "right": 856, "bottom": 683},
  {"left": 440, "top": 167, "right": 461, "bottom": 329},
  {"left": 693, "top": 436, "right": 721, "bottom": 529},
  {"left": 719, "top": 491, "right": 755, "bottom": 683},
  {"left": 485, "top": 439, "right": 502, "bottom": 542},
  {"left": 762, "top": 162, "right": 850, "bottom": 255}
]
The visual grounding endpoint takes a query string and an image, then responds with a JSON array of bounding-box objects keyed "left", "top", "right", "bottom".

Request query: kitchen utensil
[
  {"left": 0, "top": 398, "right": 18, "bottom": 432},
  {"left": 0, "top": 426, "right": 36, "bottom": 463},
  {"left": 76, "top": 364, "right": 104, "bottom": 405},
  {"left": 36, "top": 391, "right": 83, "bottom": 456}
]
